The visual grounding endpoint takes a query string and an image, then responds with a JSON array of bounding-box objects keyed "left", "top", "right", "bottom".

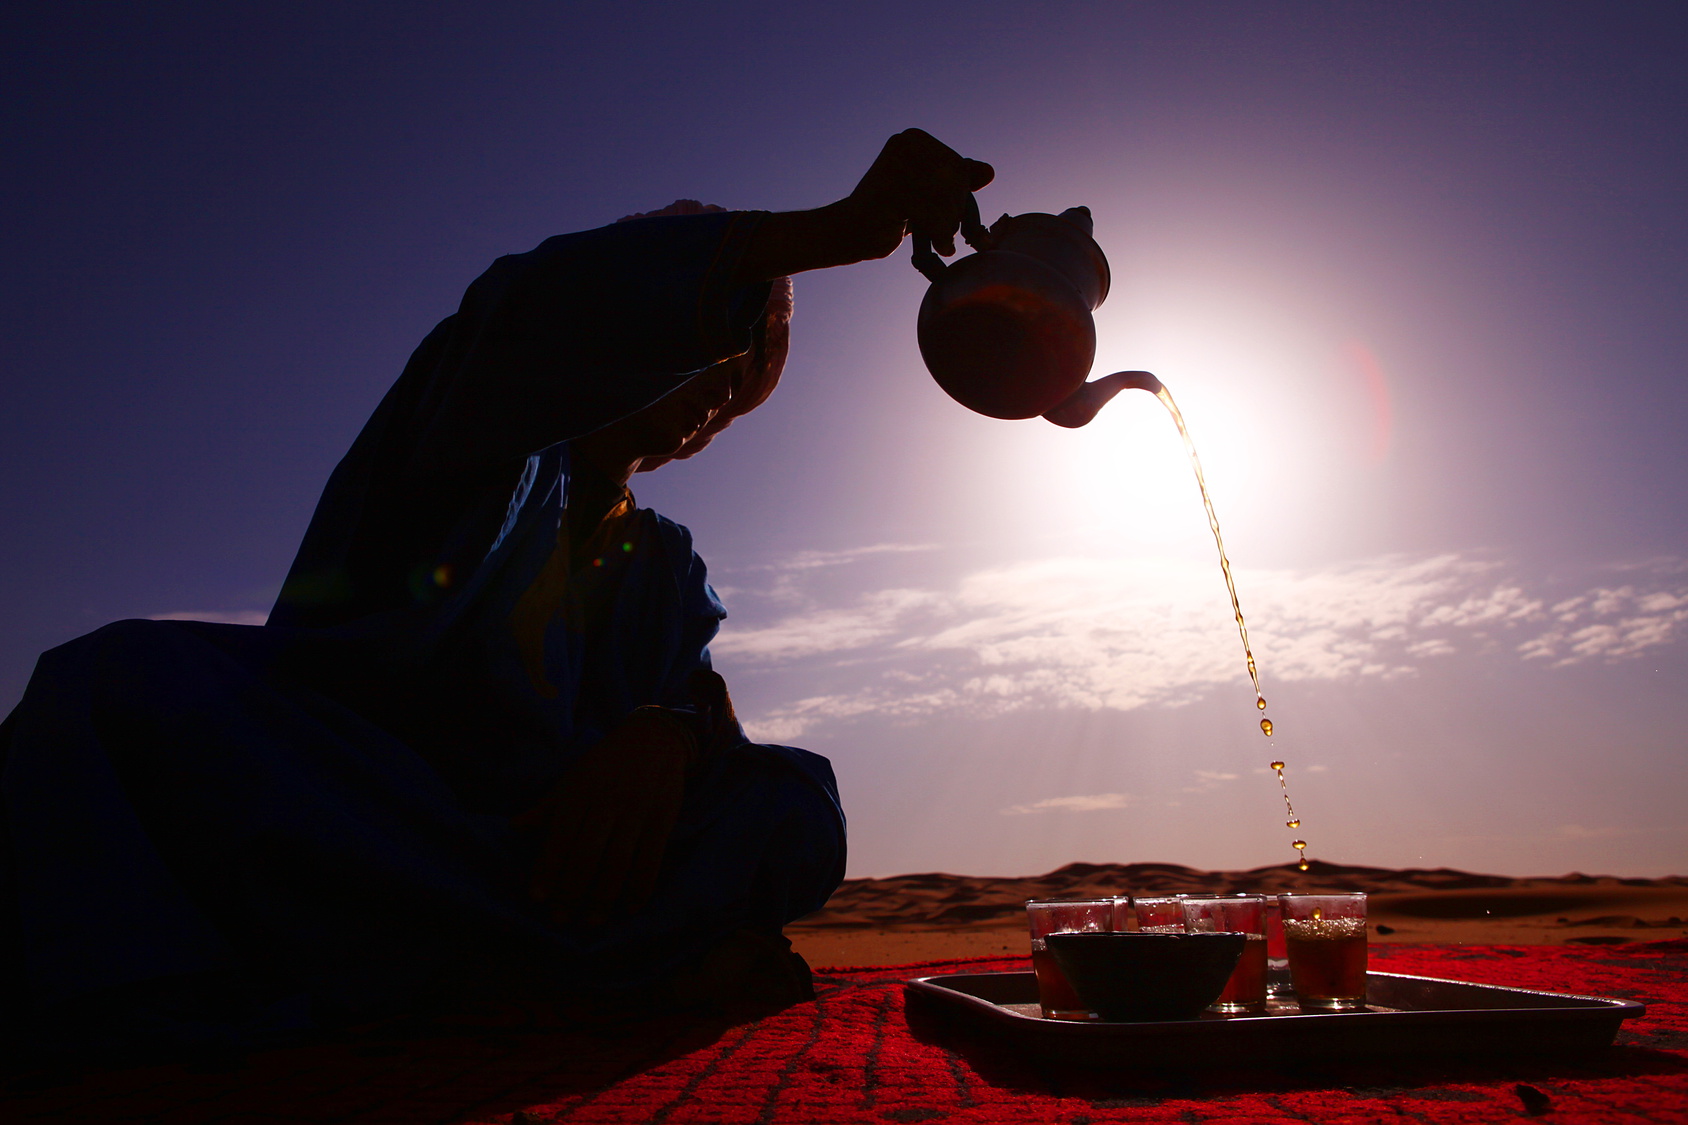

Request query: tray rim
[
  {"left": 902, "top": 968, "right": 1649, "bottom": 1071},
  {"left": 904, "top": 967, "right": 1647, "bottom": 1030}
]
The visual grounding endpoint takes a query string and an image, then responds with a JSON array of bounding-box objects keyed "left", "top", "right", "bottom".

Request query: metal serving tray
[{"left": 903, "top": 969, "right": 1645, "bottom": 1070}]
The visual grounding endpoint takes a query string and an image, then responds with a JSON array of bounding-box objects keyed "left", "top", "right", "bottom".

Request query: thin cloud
[
  {"left": 1516, "top": 584, "right": 1688, "bottom": 665},
  {"left": 716, "top": 543, "right": 940, "bottom": 609},
  {"left": 1557, "top": 824, "right": 1621, "bottom": 840},
  {"left": 710, "top": 589, "right": 934, "bottom": 661},
  {"left": 734, "top": 543, "right": 938, "bottom": 573},
  {"left": 1002, "top": 792, "right": 1134, "bottom": 815},
  {"left": 1183, "top": 769, "right": 1240, "bottom": 793},
  {"left": 743, "top": 686, "right": 966, "bottom": 744},
  {"left": 720, "top": 550, "right": 1688, "bottom": 740}
]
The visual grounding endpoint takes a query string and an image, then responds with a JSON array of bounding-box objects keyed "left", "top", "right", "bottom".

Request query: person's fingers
[
  {"left": 886, "top": 127, "right": 927, "bottom": 162},
  {"left": 913, "top": 199, "right": 962, "bottom": 256},
  {"left": 867, "top": 130, "right": 979, "bottom": 200},
  {"left": 537, "top": 793, "right": 618, "bottom": 905},
  {"left": 620, "top": 777, "right": 685, "bottom": 912},
  {"left": 530, "top": 811, "right": 573, "bottom": 902},
  {"left": 618, "top": 820, "right": 667, "bottom": 915},
  {"left": 895, "top": 129, "right": 988, "bottom": 197},
  {"left": 894, "top": 127, "right": 948, "bottom": 160},
  {"left": 846, "top": 130, "right": 991, "bottom": 265},
  {"left": 905, "top": 134, "right": 990, "bottom": 257},
  {"left": 511, "top": 790, "right": 558, "bottom": 833},
  {"left": 529, "top": 836, "right": 561, "bottom": 902},
  {"left": 524, "top": 706, "right": 697, "bottom": 920},
  {"left": 584, "top": 814, "right": 648, "bottom": 923},
  {"left": 526, "top": 802, "right": 562, "bottom": 900}
]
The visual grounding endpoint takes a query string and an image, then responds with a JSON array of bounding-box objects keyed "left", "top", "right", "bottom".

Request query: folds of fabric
[
  {"left": 271, "top": 210, "right": 773, "bottom": 633},
  {"left": 0, "top": 212, "right": 844, "bottom": 1056},
  {"left": 2, "top": 617, "right": 842, "bottom": 1050}
]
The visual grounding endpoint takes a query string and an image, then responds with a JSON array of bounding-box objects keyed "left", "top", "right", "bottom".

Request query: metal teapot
[{"left": 913, "top": 200, "right": 1160, "bottom": 427}]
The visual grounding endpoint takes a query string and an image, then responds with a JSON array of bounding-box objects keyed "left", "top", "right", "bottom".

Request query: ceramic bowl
[{"left": 1045, "top": 931, "right": 1247, "bottom": 1021}]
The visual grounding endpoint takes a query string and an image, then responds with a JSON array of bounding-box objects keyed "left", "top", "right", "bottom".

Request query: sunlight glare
[
  {"left": 978, "top": 262, "right": 1368, "bottom": 567},
  {"left": 1065, "top": 391, "right": 1212, "bottom": 548}
]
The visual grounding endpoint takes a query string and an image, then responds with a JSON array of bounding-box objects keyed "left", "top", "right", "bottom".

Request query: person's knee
[
  {"left": 81, "top": 621, "right": 186, "bottom": 710},
  {"left": 48, "top": 619, "right": 190, "bottom": 683},
  {"left": 37, "top": 620, "right": 230, "bottom": 756},
  {"left": 728, "top": 745, "right": 847, "bottom": 925}
]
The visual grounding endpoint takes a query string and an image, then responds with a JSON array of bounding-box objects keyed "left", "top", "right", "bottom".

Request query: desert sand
[{"left": 786, "top": 860, "right": 1688, "bottom": 967}]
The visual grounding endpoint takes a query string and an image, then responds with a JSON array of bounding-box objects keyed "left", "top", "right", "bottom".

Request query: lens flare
[{"left": 1344, "top": 340, "right": 1393, "bottom": 464}]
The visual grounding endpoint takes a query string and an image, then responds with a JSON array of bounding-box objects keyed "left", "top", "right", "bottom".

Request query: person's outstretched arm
[
  {"left": 735, "top": 128, "right": 995, "bottom": 284},
  {"left": 272, "top": 130, "right": 992, "bottom": 628},
  {"left": 400, "top": 129, "right": 993, "bottom": 481}
]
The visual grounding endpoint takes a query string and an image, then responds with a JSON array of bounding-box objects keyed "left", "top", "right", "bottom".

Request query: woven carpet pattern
[{"left": 6, "top": 940, "right": 1685, "bottom": 1123}]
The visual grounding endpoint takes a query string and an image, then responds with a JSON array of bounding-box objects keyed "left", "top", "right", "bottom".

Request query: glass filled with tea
[
  {"left": 1181, "top": 894, "right": 1268, "bottom": 1013},
  {"left": 1264, "top": 894, "right": 1290, "bottom": 995},
  {"left": 1026, "top": 898, "right": 1114, "bottom": 1019},
  {"left": 1279, "top": 892, "right": 1368, "bottom": 1010},
  {"left": 1131, "top": 894, "right": 1186, "bottom": 933}
]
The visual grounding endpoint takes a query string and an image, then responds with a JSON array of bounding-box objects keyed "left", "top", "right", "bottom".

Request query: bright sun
[
  {"left": 1050, "top": 396, "right": 1194, "bottom": 547},
  {"left": 1024, "top": 359, "right": 1269, "bottom": 555},
  {"left": 981, "top": 271, "right": 1365, "bottom": 565}
]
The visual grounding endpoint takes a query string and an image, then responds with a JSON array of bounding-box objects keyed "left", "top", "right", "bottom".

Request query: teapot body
[{"left": 916, "top": 207, "right": 1111, "bottom": 420}]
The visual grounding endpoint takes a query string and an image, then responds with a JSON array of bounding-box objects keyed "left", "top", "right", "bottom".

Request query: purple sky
[{"left": 5, "top": 3, "right": 1686, "bottom": 878}]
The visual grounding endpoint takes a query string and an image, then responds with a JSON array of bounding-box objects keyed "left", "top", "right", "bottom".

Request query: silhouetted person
[{"left": 0, "top": 130, "right": 993, "bottom": 1060}]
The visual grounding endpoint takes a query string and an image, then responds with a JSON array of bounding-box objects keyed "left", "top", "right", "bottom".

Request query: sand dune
[{"left": 787, "top": 861, "right": 1688, "bottom": 967}]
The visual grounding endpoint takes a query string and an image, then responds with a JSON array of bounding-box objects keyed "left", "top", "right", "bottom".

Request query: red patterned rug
[{"left": 6, "top": 940, "right": 1685, "bottom": 1123}]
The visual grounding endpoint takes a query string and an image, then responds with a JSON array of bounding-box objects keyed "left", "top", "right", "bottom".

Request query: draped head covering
[{"left": 616, "top": 201, "right": 791, "bottom": 471}]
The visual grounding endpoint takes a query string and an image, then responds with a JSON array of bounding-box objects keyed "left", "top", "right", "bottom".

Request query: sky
[{"left": 4, "top": 2, "right": 1686, "bottom": 880}]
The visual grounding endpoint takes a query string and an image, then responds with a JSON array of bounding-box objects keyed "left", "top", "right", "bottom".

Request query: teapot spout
[{"left": 1042, "top": 370, "right": 1163, "bottom": 428}]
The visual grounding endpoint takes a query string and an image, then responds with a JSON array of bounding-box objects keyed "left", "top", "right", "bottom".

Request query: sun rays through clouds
[{"left": 710, "top": 549, "right": 1688, "bottom": 743}]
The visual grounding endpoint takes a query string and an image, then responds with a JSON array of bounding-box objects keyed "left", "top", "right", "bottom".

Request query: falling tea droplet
[
  {"left": 1156, "top": 386, "right": 1265, "bottom": 706},
  {"left": 1154, "top": 385, "right": 1313, "bottom": 882}
]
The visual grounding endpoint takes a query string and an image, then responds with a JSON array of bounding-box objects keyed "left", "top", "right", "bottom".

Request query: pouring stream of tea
[{"left": 1150, "top": 383, "right": 1309, "bottom": 871}]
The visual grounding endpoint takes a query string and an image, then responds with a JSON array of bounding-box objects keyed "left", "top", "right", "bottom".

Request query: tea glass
[
  {"left": 1264, "top": 894, "right": 1291, "bottom": 995},
  {"left": 1181, "top": 894, "right": 1269, "bottom": 1013},
  {"left": 1026, "top": 898, "right": 1114, "bottom": 1019},
  {"left": 1131, "top": 895, "right": 1186, "bottom": 933},
  {"left": 1278, "top": 893, "right": 1369, "bottom": 1011}
]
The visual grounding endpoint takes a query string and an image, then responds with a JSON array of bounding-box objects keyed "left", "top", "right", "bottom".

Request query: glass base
[
  {"left": 1041, "top": 1008, "right": 1097, "bottom": 1021},
  {"left": 1297, "top": 996, "right": 1365, "bottom": 1011}
]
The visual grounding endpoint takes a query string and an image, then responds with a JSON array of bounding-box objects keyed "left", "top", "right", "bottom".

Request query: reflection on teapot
[{"left": 913, "top": 201, "right": 1157, "bottom": 426}]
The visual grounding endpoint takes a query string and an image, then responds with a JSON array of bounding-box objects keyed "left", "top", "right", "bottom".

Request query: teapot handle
[{"left": 910, "top": 192, "right": 993, "bottom": 282}]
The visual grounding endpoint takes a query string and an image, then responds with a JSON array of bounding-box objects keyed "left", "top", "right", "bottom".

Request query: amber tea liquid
[
  {"left": 1212, "top": 935, "right": 1269, "bottom": 1013},
  {"left": 1030, "top": 941, "right": 1089, "bottom": 1019},
  {"left": 1152, "top": 385, "right": 1310, "bottom": 869},
  {"left": 1282, "top": 916, "right": 1368, "bottom": 1010}
]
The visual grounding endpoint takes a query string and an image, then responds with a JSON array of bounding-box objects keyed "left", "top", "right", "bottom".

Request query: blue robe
[{"left": 0, "top": 211, "right": 845, "bottom": 1056}]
